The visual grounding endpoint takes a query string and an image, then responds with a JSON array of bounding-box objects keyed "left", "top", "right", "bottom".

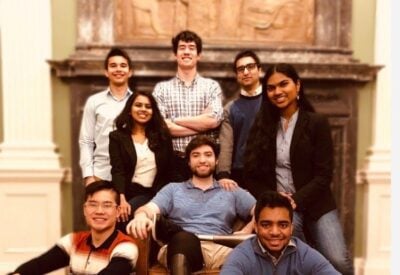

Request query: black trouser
[
  {"left": 166, "top": 231, "right": 204, "bottom": 272},
  {"left": 155, "top": 216, "right": 203, "bottom": 272}
]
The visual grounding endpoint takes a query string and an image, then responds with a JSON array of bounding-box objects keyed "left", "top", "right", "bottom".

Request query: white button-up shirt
[{"left": 79, "top": 88, "right": 132, "bottom": 180}]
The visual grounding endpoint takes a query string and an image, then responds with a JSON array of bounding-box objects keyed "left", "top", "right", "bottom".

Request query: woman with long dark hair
[
  {"left": 244, "top": 63, "right": 353, "bottom": 274},
  {"left": 109, "top": 91, "right": 174, "bottom": 226}
]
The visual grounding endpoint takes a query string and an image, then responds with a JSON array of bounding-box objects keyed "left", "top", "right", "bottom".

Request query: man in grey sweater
[{"left": 221, "top": 191, "right": 340, "bottom": 275}]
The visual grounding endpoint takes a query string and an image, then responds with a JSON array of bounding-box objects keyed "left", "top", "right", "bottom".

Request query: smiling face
[
  {"left": 104, "top": 55, "right": 133, "bottom": 87},
  {"left": 131, "top": 94, "right": 153, "bottom": 126},
  {"left": 83, "top": 189, "right": 120, "bottom": 234},
  {"left": 266, "top": 72, "right": 300, "bottom": 117},
  {"left": 255, "top": 206, "right": 293, "bottom": 258},
  {"left": 188, "top": 144, "right": 217, "bottom": 178},
  {"left": 175, "top": 40, "right": 200, "bottom": 70},
  {"left": 235, "top": 56, "right": 261, "bottom": 92}
]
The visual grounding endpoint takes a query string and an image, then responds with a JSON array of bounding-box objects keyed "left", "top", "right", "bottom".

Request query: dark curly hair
[
  {"left": 244, "top": 63, "right": 315, "bottom": 182},
  {"left": 114, "top": 91, "right": 171, "bottom": 151},
  {"left": 185, "top": 135, "right": 219, "bottom": 160},
  {"left": 171, "top": 30, "right": 202, "bottom": 54}
]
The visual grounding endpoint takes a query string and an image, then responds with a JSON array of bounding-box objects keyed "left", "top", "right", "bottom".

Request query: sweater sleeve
[
  {"left": 12, "top": 245, "right": 69, "bottom": 275},
  {"left": 220, "top": 246, "right": 250, "bottom": 275},
  {"left": 97, "top": 256, "right": 134, "bottom": 275},
  {"left": 217, "top": 102, "right": 234, "bottom": 179}
]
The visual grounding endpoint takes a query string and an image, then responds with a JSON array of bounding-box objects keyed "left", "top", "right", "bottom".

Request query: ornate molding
[{"left": 49, "top": 47, "right": 380, "bottom": 82}]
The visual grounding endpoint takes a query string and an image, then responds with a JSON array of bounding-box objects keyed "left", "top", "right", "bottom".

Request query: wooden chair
[{"left": 132, "top": 218, "right": 252, "bottom": 275}]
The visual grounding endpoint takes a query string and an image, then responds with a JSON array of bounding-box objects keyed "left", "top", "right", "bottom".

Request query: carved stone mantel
[
  {"left": 52, "top": 45, "right": 377, "bottom": 78},
  {"left": 49, "top": 0, "right": 379, "bottom": 257}
]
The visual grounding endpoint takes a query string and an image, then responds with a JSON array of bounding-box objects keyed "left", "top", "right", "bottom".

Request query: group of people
[{"left": 9, "top": 30, "right": 354, "bottom": 275}]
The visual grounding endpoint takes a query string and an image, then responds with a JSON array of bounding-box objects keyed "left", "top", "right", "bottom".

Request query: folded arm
[
  {"left": 173, "top": 113, "right": 220, "bottom": 132},
  {"left": 165, "top": 119, "right": 200, "bottom": 137}
]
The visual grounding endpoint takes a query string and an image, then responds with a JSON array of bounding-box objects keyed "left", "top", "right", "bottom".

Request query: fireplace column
[
  {"left": 0, "top": 0, "right": 64, "bottom": 273},
  {"left": 357, "top": 0, "right": 391, "bottom": 273}
]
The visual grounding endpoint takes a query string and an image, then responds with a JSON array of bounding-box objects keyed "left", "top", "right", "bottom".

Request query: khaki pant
[{"left": 158, "top": 241, "right": 232, "bottom": 270}]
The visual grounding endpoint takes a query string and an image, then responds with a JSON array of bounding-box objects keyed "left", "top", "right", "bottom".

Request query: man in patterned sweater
[{"left": 8, "top": 181, "right": 138, "bottom": 275}]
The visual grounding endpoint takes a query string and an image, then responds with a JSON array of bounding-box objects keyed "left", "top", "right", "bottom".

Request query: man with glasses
[
  {"left": 217, "top": 50, "right": 263, "bottom": 188},
  {"left": 8, "top": 181, "right": 138, "bottom": 275},
  {"left": 153, "top": 30, "right": 223, "bottom": 182}
]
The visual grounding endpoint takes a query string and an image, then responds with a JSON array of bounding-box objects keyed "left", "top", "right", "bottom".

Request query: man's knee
[{"left": 167, "top": 231, "right": 204, "bottom": 271}]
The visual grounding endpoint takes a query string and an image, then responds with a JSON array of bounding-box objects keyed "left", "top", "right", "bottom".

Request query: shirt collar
[
  {"left": 280, "top": 109, "right": 299, "bottom": 127},
  {"left": 257, "top": 238, "right": 296, "bottom": 265},
  {"left": 175, "top": 73, "right": 199, "bottom": 86},
  {"left": 107, "top": 88, "right": 133, "bottom": 101},
  {"left": 86, "top": 230, "right": 118, "bottom": 250},
  {"left": 240, "top": 84, "right": 262, "bottom": 97},
  {"left": 185, "top": 178, "right": 220, "bottom": 190}
]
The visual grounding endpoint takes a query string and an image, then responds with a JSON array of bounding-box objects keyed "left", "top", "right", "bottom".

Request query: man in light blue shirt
[
  {"left": 79, "top": 47, "right": 133, "bottom": 185},
  {"left": 127, "top": 135, "right": 256, "bottom": 274}
]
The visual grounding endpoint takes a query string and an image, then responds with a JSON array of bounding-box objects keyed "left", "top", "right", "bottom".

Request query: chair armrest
[
  {"left": 131, "top": 235, "right": 151, "bottom": 275},
  {"left": 196, "top": 234, "right": 255, "bottom": 248}
]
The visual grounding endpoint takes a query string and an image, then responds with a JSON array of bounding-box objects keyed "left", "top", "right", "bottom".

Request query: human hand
[
  {"left": 279, "top": 192, "right": 297, "bottom": 209},
  {"left": 84, "top": 176, "right": 102, "bottom": 186},
  {"left": 84, "top": 176, "right": 96, "bottom": 186},
  {"left": 201, "top": 105, "right": 212, "bottom": 115},
  {"left": 126, "top": 212, "right": 153, "bottom": 240},
  {"left": 218, "top": 178, "right": 238, "bottom": 191},
  {"left": 118, "top": 194, "right": 131, "bottom": 222}
]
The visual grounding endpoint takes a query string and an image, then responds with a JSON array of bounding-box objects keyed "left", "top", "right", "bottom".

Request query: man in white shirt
[{"left": 79, "top": 47, "right": 133, "bottom": 185}]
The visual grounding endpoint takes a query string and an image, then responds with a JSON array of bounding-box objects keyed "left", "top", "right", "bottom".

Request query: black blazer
[
  {"left": 245, "top": 109, "right": 336, "bottom": 220},
  {"left": 109, "top": 130, "right": 174, "bottom": 198}
]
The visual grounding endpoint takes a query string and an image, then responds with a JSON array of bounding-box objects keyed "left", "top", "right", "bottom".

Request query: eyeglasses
[
  {"left": 84, "top": 201, "right": 117, "bottom": 212},
  {"left": 236, "top": 63, "right": 258, "bottom": 74}
]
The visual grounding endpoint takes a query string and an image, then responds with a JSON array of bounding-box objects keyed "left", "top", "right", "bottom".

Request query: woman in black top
[
  {"left": 244, "top": 63, "right": 353, "bottom": 275},
  {"left": 109, "top": 91, "right": 174, "bottom": 224}
]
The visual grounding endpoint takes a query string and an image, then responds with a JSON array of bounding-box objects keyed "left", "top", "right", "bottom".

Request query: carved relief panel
[{"left": 113, "top": 0, "right": 314, "bottom": 44}]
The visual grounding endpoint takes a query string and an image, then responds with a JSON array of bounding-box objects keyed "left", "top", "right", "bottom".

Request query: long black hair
[
  {"left": 244, "top": 63, "right": 314, "bottom": 181},
  {"left": 114, "top": 91, "right": 171, "bottom": 151}
]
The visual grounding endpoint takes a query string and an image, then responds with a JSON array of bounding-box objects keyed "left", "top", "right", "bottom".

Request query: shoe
[{"left": 170, "top": 253, "right": 190, "bottom": 275}]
